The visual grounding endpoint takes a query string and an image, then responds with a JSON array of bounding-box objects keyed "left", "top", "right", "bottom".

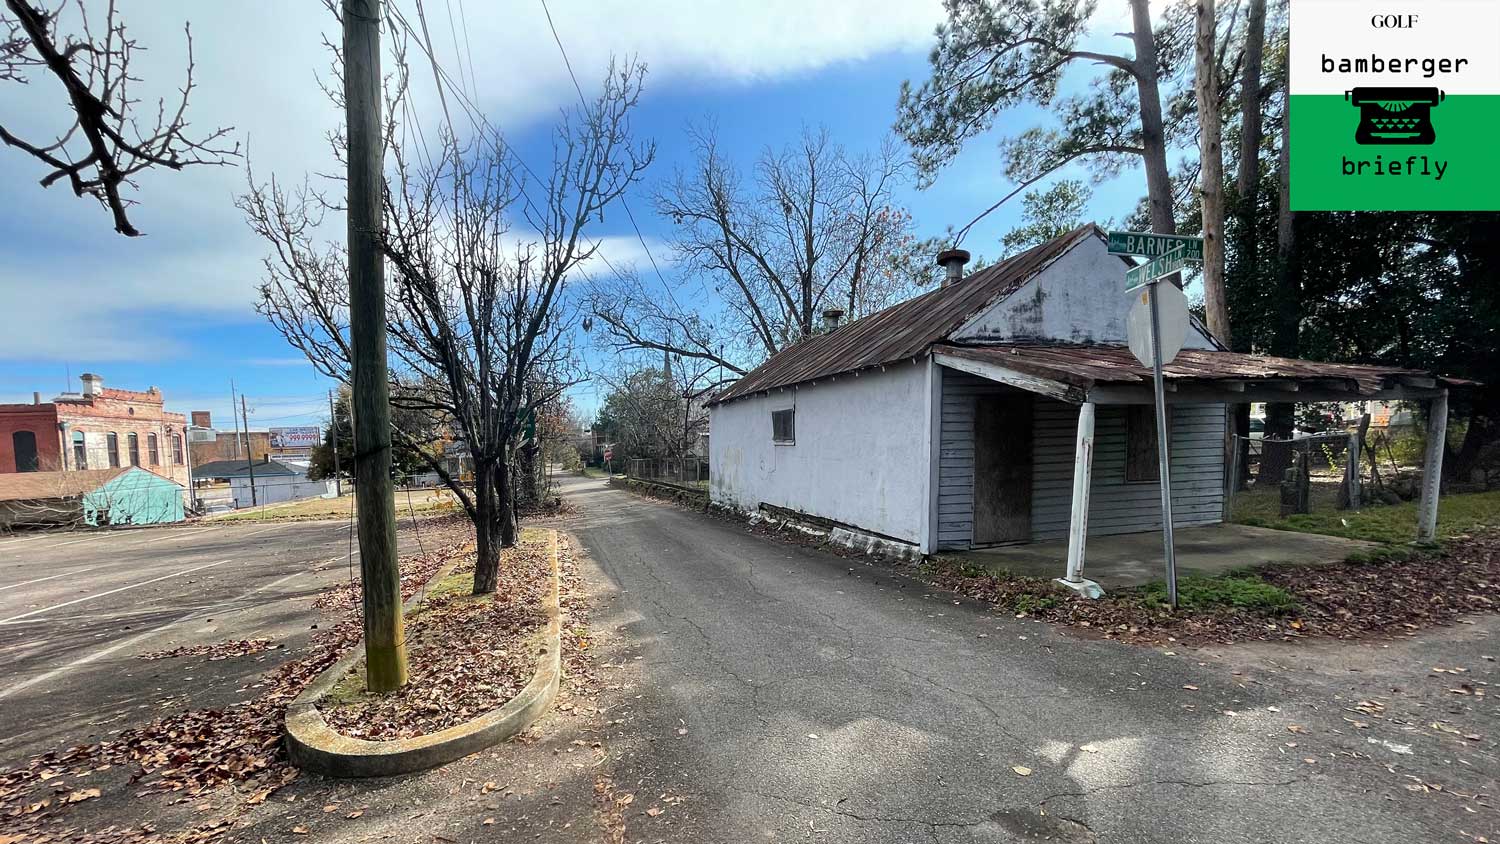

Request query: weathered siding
[
  {"left": 710, "top": 360, "right": 929, "bottom": 544},
  {"left": 1030, "top": 399, "right": 1225, "bottom": 541},
  {"left": 935, "top": 368, "right": 1226, "bottom": 549},
  {"left": 936, "top": 370, "right": 1017, "bottom": 549}
]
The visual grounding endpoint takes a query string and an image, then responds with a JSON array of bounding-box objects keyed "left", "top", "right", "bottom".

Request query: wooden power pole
[
  {"left": 241, "top": 394, "right": 258, "bottom": 507},
  {"left": 328, "top": 389, "right": 343, "bottom": 497},
  {"left": 344, "top": 0, "right": 407, "bottom": 691}
]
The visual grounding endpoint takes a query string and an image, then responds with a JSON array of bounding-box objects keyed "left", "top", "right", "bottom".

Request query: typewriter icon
[{"left": 1345, "top": 87, "right": 1445, "bottom": 145}]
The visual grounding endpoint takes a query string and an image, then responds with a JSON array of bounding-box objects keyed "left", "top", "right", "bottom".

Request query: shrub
[{"left": 1138, "top": 575, "right": 1297, "bottom": 614}]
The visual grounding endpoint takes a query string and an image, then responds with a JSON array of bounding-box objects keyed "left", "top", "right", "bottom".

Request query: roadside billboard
[{"left": 269, "top": 426, "right": 321, "bottom": 449}]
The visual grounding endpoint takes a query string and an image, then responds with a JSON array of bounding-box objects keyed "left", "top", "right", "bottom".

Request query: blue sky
[{"left": 0, "top": 0, "right": 1154, "bottom": 430}]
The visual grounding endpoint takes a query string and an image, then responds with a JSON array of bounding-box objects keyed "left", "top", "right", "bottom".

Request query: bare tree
[
  {"left": 244, "top": 50, "right": 652, "bottom": 594},
  {"left": 0, "top": 0, "right": 239, "bottom": 235},
  {"left": 589, "top": 126, "right": 918, "bottom": 373}
]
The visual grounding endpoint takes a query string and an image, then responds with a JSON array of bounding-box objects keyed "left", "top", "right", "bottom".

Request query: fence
[
  {"left": 625, "top": 457, "right": 710, "bottom": 488},
  {"left": 1226, "top": 425, "right": 1428, "bottom": 521}
]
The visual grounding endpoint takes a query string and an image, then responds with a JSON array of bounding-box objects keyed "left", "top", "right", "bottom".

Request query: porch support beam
[
  {"left": 933, "top": 353, "right": 1084, "bottom": 403},
  {"left": 1056, "top": 401, "right": 1103, "bottom": 598},
  {"left": 1417, "top": 389, "right": 1448, "bottom": 542},
  {"left": 1085, "top": 384, "right": 1444, "bottom": 406}
]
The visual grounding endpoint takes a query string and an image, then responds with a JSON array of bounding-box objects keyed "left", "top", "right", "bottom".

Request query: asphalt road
[
  {"left": 0, "top": 518, "right": 390, "bottom": 764},
  {"left": 6, "top": 479, "right": 1491, "bottom": 844},
  {"left": 560, "top": 475, "right": 1497, "bottom": 844}
]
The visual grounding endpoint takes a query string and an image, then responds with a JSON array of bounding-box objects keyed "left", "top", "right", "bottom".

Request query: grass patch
[
  {"left": 211, "top": 490, "right": 459, "bottom": 523},
  {"left": 1232, "top": 488, "right": 1500, "bottom": 544},
  {"left": 1136, "top": 574, "right": 1298, "bottom": 614}
]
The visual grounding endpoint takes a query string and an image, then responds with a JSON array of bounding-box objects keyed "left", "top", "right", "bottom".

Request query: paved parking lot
[{"left": 0, "top": 520, "right": 410, "bottom": 763}]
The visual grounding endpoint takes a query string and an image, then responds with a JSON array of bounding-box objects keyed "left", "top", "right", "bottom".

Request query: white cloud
[{"left": 0, "top": 0, "right": 941, "bottom": 362}]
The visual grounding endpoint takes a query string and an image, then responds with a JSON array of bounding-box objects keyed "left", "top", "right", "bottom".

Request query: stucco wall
[
  {"left": 950, "top": 235, "right": 1219, "bottom": 349},
  {"left": 709, "top": 361, "right": 929, "bottom": 544}
]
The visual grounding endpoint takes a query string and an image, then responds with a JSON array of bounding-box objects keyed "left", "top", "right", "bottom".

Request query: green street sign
[
  {"left": 1108, "top": 231, "right": 1204, "bottom": 263},
  {"left": 1125, "top": 246, "right": 1188, "bottom": 291}
]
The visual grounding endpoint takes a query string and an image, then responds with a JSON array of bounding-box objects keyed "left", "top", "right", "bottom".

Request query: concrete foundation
[{"left": 952, "top": 523, "right": 1375, "bottom": 588}]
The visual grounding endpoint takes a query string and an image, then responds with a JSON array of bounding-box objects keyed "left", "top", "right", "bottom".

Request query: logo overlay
[{"left": 1291, "top": 1, "right": 1499, "bottom": 210}]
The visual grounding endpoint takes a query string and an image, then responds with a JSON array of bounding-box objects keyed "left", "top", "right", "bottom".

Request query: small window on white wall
[{"left": 771, "top": 409, "right": 795, "bottom": 444}]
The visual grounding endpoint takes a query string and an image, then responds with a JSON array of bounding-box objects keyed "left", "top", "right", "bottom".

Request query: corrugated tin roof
[
  {"left": 710, "top": 225, "right": 1107, "bottom": 405},
  {"left": 936, "top": 343, "right": 1475, "bottom": 395},
  {"left": 0, "top": 468, "right": 128, "bottom": 502}
]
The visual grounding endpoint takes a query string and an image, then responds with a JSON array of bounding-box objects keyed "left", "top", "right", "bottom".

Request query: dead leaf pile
[
  {"left": 312, "top": 514, "right": 475, "bottom": 612},
  {"left": 0, "top": 520, "right": 479, "bottom": 843},
  {"left": 134, "top": 638, "right": 279, "bottom": 662},
  {"left": 317, "top": 532, "right": 553, "bottom": 741},
  {"left": 918, "top": 532, "right": 1500, "bottom": 646}
]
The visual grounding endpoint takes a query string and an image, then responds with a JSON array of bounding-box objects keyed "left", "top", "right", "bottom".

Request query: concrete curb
[{"left": 284, "top": 530, "right": 562, "bottom": 778}]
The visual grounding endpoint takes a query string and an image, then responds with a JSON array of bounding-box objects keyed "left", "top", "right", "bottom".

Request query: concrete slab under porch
[{"left": 946, "top": 523, "right": 1377, "bottom": 589}]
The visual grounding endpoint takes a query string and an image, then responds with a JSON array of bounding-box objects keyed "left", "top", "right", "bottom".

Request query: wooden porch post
[
  {"left": 1057, "top": 401, "right": 1103, "bottom": 597},
  {"left": 1417, "top": 390, "right": 1448, "bottom": 542}
]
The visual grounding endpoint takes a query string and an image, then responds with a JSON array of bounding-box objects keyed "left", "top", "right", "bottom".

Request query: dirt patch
[
  {"left": 917, "top": 534, "right": 1500, "bottom": 646},
  {"left": 316, "top": 531, "right": 552, "bottom": 741}
]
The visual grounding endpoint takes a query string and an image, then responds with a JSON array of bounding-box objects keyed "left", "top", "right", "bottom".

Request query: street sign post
[
  {"left": 1113, "top": 231, "right": 1204, "bottom": 609},
  {"left": 1125, "top": 245, "right": 1190, "bottom": 292},
  {"left": 1126, "top": 282, "right": 1188, "bottom": 368},
  {"left": 1107, "top": 231, "right": 1204, "bottom": 262}
]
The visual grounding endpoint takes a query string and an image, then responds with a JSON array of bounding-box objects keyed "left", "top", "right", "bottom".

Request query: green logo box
[{"left": 1291, "top": 93, "right": 1499, "bottom": 210}]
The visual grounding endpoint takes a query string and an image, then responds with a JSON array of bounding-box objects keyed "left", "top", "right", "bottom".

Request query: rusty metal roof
[
  {"left": 0, "top": 468, "right": 128, "bottom": 502},
  {"left": 936, "top": 343, "right": 1473, "bottom": 396},
  {"left": 711, "top": 225, "right": 1107, "bottom": 405}
]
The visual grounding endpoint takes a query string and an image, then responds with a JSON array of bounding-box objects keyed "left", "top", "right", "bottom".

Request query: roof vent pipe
[
  {"left": 936, "top": 248, "right": 971, "bottom": 288},
  {"left": 822, "top": 307, "right": 845, "bottom": 332}
]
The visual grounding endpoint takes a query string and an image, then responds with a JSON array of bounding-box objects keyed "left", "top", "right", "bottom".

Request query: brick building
[
  {"left": 0, "top": 374, "right": 191, "bottom": 488},
  {"left": 186, "top": 411, "right": 272, "bottom": 466}
]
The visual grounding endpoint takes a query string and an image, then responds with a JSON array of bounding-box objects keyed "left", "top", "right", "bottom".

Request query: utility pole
[
  {"left": 345, "top": 0, "right": 407, "bottom": 691},
  {"left": 328, "top": 389, "right": 343, "bottom": 497},
  {"left": 230, "top": 380, "right": 243, "bottom": 459},
  {"left": 241, "top": 395, "right": 258, "bottom": 508}
]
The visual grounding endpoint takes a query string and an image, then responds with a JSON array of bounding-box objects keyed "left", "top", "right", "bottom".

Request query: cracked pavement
[{"left": 563, "top": 475, "right": 1498, "bottom": 843}]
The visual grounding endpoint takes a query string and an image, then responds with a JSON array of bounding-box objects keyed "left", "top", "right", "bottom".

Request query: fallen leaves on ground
[
  {"left": 0, "top": 515, "right": 477, "bottom": 844},
  {"left": 918, "top": 532, "right": 1500, "bottom": 646},
  {"left": 134, "top": 638, "right": 278, "bottom": 662},
  {"left": 317, "top": 532, "right": 552, "bottom": 741}
]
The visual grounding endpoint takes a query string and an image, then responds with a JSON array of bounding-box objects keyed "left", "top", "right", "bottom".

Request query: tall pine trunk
[
  {"left": 1228, "top": 0, "right": 1266, "bottom": 492},
  {"left": 1261, "top": 89, "right": 1300, "bottom": 483},
  {"left": 1195, "top": 0, "right": 1229, "bottom": 345},
  {"left": 1131, "top": 0, "right": 1176, "bottom": 235}
]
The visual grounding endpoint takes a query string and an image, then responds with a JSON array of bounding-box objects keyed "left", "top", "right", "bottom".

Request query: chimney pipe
[
  {"left": 79, "top": 372, "right": 103, "bottom": 397},
  {"left": 936, "top": 249, "right": 971, "bottom": 288},
  {"left": 32, "top": 391, "right": 40, "bottom": 405},
  {"left": 821, "top": 307, "right": 845, "bottom": 332}
]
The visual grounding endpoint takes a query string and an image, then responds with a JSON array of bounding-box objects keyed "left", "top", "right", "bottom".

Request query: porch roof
[{"left": 933, "top": 343, "right": 1473, "bottom": 405}]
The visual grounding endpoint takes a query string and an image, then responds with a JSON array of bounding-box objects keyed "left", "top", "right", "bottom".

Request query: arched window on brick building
[
  {"left": 107, "top": 432, "right": 120, "bottom": 468},
  {"left": 147, "top": 433, "right": 160, "bottom": 465},
  {"left": 127, "top": 433, "right": 140, "bottom": 467}
]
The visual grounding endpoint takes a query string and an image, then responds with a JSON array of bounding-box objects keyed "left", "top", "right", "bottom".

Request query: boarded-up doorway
[{"left": 974, "top": 394, "right": 1033, "bottom": 544}]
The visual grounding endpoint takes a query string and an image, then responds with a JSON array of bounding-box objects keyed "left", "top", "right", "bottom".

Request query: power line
[{"left": 538, "top": 0, "right": 683, "bottom": 316}]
